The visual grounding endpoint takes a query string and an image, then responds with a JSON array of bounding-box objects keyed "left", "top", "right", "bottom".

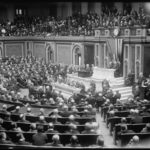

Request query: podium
[
  {"left": 78, "top": 71, "right": 91, "bottom": 78},
  {"left": 92, "top": 67, "right": 115, "bottom": 80}
]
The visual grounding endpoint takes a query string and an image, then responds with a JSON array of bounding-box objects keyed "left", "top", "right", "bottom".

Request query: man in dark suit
[{"left": 32, "top": 124, "right": 48, "bottom": 146}]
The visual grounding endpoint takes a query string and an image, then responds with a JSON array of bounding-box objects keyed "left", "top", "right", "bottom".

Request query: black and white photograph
[{"left": 0, "top": 0, "right": 149, "bottom": 149}]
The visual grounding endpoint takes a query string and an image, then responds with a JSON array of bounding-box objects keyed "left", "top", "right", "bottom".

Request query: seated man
[
  {"left": 59, "top": 105, "right": 70, "bottom": 117},
  {"left": 120, "top": 117, "right": 127, "bottom": 125},
  {"left": 65, "top": 135, "right": 81, "bottom": 147},
  {"left": 141, "top": 123, "right": 150, "bottom": 133},
  {"left": 82, "top": 109, "right": 93, "bottom": 118},
  {"left": 4, "top": 112, "right": 11, "bottom": 121},
  {"left": 16, "top": 132, "right": 32, "bottom": 145},
  {"left": 25, "top": 107, "right": 34, "bottom": 116},
  {"left": 51, "top": 116, "right": 62, "bottom": 125},
  {"left": 127, "top": 135, "right": 141, "bottom": 148},
  {"left": 19, "top": 114, "right": 29, "bottom": 122},
  {"left": 49, "top": 109, "right": 61, "bottom": 118},
  {"left": 0, "top": 132, "right": 14, "bottom": 144},
  {"left": 11, "top": 106, "right": 21, "bottom": 114},
  {"left": 118, "top": 124, "right": 135, "bottom": 136},
  {"left": 65, "top": 123, "right": 80, "bottom": 134},
  {"left": 46, "top": 123, "right": 58, "bottom": 133},
  {"left": 130, "top": 109, "right": 143, "bottom": 124},
  {"left": 0, "top": 118, "right": 5, "bottom": 130},
  {"left": 89, "top": 135, "right": 104, "bottom": 147},
  {"left": 32, "top": 124, "right": 48, "bottom": 146},
  {"left": 45, "top": 134, "right": 63, "bottom": 147},
  {"left": 0, "top": 104, "right": 8, "bottom": 114},
  {"left": 81, "top": 122, "right": 96, "bottom": 134},
  {"left": 38, "top": 115, "right": 47, "bottom": 124},
  {"left": 65, "top": 115, "right": 79, "bottom": 125},
  {"left": 10, "top": 122, "right": 22, "bottom": 132},
  {"left": 87, "top": 104, "right": 96, "bottom": 115},
  {"left": 71, "top": 108, "right": 80, "bottom": 118},
  {"left": 29, "top": 123, "right": 37, "bottom": 133},
  {"left": 38, "top": 108, "right": 45, "bottom": 117}
]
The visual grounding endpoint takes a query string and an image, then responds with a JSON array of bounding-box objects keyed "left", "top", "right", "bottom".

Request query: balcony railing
[{"left": 95, "top": 26, "right": 148, "bottom": 38}]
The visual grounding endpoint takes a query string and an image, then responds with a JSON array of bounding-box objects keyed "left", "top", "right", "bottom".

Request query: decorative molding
[
  {"left": 95, "top": 30, "right": 100, "bottom": 38},
  {"left": 105, "top": 30, "right": 110, "bottom": 36},
  {"left": 124, "top": 29, "right": 130, "bottom": 36}
]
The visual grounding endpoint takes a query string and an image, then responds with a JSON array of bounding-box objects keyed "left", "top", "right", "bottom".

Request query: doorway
[{"left": 84, "top": 45, "right": 94, "bottom": 66}]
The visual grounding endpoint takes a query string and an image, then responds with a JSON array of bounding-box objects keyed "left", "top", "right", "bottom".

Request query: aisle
[{"left": 96, "top": 112, "right": 119, "bottom": 148}]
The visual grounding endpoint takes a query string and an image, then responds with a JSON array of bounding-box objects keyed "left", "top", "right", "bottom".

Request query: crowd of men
[
  {"left": 0, "top": 4, "right": 149, "bottom": 37},
  {"left": 0, "top": 56, "right": 106, "bottom": 147},
  {"left": 0, "top": 55, "right": 150, "bottom": 147}
]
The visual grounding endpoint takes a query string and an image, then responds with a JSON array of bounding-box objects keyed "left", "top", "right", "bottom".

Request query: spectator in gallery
[{"left": 10, "top": 122, "right": 22, "bottom": 132}]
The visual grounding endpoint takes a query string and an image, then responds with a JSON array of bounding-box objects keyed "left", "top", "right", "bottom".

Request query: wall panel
[
  {"left": 33, "top": 43, "right": 45, "bottom": 59},
  {"left": 57, "top": 44, "right": 71, "bottom": 64},
  {"left": 5, "top": 43, "right": 24, "bottom": 57}
]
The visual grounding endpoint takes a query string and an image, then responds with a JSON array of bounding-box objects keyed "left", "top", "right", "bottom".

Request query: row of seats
[
  {"left": 113, "top": 123, "right": 148, "bottom": 145},
  {"left": 101, "top": 102, "right": 150, "bottom": 146},
  {"left": 0, "top": 130, "right": 100, "bottom": 146},
  {"left": 0, "top": 112, "right": 96, "bottom": 124},
  {"left": 1, "top": 120, "right": 86, "bottom": 133}
]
